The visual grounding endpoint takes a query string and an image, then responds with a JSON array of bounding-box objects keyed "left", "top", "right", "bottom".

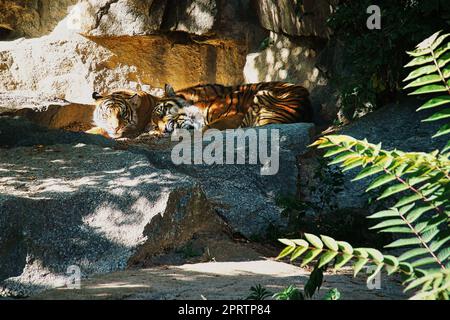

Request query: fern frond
[{"left": 404, "top": 31, "right": 450, "bottom": 142}]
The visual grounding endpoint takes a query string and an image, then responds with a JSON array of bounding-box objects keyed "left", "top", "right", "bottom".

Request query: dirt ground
[{"left": 32, "top": 258, "right": 408, "bottom": 300}]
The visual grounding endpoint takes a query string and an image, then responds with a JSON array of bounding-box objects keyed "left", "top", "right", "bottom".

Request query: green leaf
[
  {"left": 398, "top": 262, "right": 414, "bottom": 274},
  {"left": 278, "top": 239, "right": 296, "bottom": 247},
  {"left": 368, "top": 209, "right": 399, "bottom": 219},
  {"left": 324, "top": 146, "right": 347, "bottom": 157},
  {"left": 403, "top": 64, "right": 437, "bottom": 82},
  {"left": 328, "top": 151, "right": 357, "bottom": 165},
  {"left": 321, "top": 235, "right": 339, "bottom": 251},
  {"left": 404, "top": 74, "right": 441, "bottom": 88},
  {"left": 337, "top": 241, "right": 353, "bottom": 255},
  {"left": 365, "top": 248, "right": 384, "bottom": 264},
  {"left": 385, "top": 238, "right": 422, "bottom": 248},
  {"left": 276, "top": 246, "right": 295, "bottom": 260},
  {"left": 379, "top": 226, "right": 413, "bottom": 233},
  {"left": 429, "top": 235, "right": 450, "bottom": 252},
  {"left": 366, "top": 174, "right": 396, "bottom": 191},
  {"left": 323, "top": 288, "right": 341, "bottom": 300},
  {"left": 353, "top": 258, "right": 369, "bottom": 276},
  {"left": 398, "top": 248, "right": 429, "bottom": 261},
  {"left": 370, "top": 219, "right": 406, "bottom": 230},
  {"left": 383, "top": 255, "right": 399, "bottom": 275},
  {"left": 406, "top": 31, "right": 442, "bottom": 56},
  {"left": 422, "top": 227, "right": 441, "bottom": 243},
  {"left": 318, "top": 251, "right": 339, "bottom": 268},
  {"left": 405, "top": 55, "right": 434, "bottom": 67},
  {"left": 304, "top": 233, "right": 323, "bottom": 249},
  {"left": 378, "top": 183, "right": 410, "bottom": 200},
  {"left": 301, "top": 249, "right": 322, "bottom": 267},
  {"left": 411, "top": 257, "right": 439, "bottom": 268},
  {"left": 408, "top": 84, "right": 448, "bottom": 95},
  {"left": 334, "top": 254, "right": 353, "bottom": 269},
  {"left": 354, "top": 248, "right": 369, "bottom": 258},
  {"left": 290, "top": 246, "right": 309, "bottom": 261},
  {"left": 406, "top": 205, "right": 434, "bottom": 223},
  {"left": 292, "top": 239, "right": 309, "bottom": 247},
  {"left": 437, "top": 247, "right": 450, "bottom": 261},
  {"left": 432, "top": 123, "right": 450, "bottom": 138},
  {"left": 442, "top": 141, "right": 450, "bottom": 153},
  {"left": 394, "top": 193, "right": 423, "bottom": 208},
  {"left": 353, "top": 165, "right": 384, "bottom": 181},
  {"left": 417, "top": 95, "right": 450, "bottom": 111},
  {"left": 423, "top": 109, "right": 450, "bottom": 122}
]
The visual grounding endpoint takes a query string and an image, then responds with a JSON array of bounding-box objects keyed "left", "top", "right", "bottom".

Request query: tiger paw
[{"left": 85, "top": 127, "right": 110, "bottom": 138}]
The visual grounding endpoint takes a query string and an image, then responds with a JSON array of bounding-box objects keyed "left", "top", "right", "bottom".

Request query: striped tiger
[
  {"left": 86, "top": 89, "right": 159, "bottom": 139},
  {"left": 150, "top": 82, "right": 312, "bottom": 135}
]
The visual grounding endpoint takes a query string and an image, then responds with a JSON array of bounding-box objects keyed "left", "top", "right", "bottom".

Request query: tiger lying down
[{"left": 86, "top": 82, "right": 312, "bottom": 139}]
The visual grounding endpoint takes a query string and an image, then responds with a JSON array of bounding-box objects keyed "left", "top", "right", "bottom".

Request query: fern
[
  {"left": 277, "top": 32, "right": 450, "bottom": 300},
  {"left": 404, "top": 30, "right": 450, "bottom": 151}
]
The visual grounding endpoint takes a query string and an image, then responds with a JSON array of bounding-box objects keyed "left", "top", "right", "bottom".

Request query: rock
[
  {"left": 130, "top": 123, "right": 315, "bottom": 238},
  {"left": 0, "top": 117, "right": 228, "bottom": 296},
  {"left": 255, "top": 0, "right": 336, "bottom": 38},
  {"left": 0, "top": 114, "right": 314, "bottom": 296},
  {"left": 244, "top": 31, "right": 335, "bottom": 125},
  {"left": 0, "top": 0, "right": 78, "bottom": 39},
  {"left": 0, "top": 11, "right": 256, "bottom": 104},
  {"left": 298, "top": 98, "right": 448, "bottom": 227}
]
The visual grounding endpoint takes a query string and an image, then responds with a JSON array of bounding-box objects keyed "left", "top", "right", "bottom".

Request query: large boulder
[
  {"left": 0, "top": 109, "right": 314, "bottom": 296},
  {"left": 0, "top": 0, "right": 266, "bottom": 104},
  {"left": 297, "top": 99, "right": 448, "bottom": 237},
  {"left": 0, "top": 117, "right": 229, "bottom": 296},
  {"left": 0, "top": 0, "right": 78, "bottom": 39},
  {"left": 255, "top": 0, "right": 336, "bottom": 38}
]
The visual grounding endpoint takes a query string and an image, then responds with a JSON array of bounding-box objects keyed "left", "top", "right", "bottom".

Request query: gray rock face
[
  {"left": 298, "top": 98, "right": 448, "bottom": 217},
  {"left": 255, "top": 0, "right": 336, "bottom": 38},
  {"left": 0, "top": 116, "right": 313, "bottom": 296},
  {"left": 133, "top": 123, "right": 315, "bottom": 237}
]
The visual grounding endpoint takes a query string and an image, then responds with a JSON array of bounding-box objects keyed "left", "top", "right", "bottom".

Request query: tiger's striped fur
[
  {"left": 151, "top": 82, "right": 312, "bottom": 134},
  {"left": 87, "top": 89, "right": 159, "bottom": 139}
]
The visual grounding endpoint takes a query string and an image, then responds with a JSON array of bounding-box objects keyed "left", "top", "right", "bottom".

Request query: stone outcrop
[
  {"left": 255, "top": 0, "right": 336, "bottom": 38},
  {"left": 0, "top": 0, "right": 267, "bottom": 105},
  {"left": 297, "top": 98, "right": 449, "bottom": 225},
  {"left": 0, "top": 108, "right": 314, "bottom": 296}
]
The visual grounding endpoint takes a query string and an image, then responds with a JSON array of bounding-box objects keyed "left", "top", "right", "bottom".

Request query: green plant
[
  {"left": 273, "top": 285, "right": 304, "bottom": 300},
  {"left": 245, "top": 265, "right": 339, "bottom": 300},
  {"left": 323, "top": 288, "right": 341, "bottom": 300},
  {"left": 246, "top": 284, "right": 273, "bottom": 300},
  {"left": 327, "top": 0, "right": 450, "bottom": 120},
  {"left": 277, "top": 32, "right": 450, "bottom": 300}
]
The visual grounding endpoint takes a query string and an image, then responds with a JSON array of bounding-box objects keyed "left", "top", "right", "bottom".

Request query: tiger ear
[
  {"left": 129, "top": 93, "right": 141, "bottom": 106},
  {"left": 164, "top": 84, "right": 176, "bottom": 97},
  {"left": 92, "top": 92, "right": 103, "bottom": 101}
]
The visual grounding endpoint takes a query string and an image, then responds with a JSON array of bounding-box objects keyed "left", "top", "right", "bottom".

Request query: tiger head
[
  {"left": 150, "top": 84, "right": 204, "bottom": 135},
  {"left": 91, "top": 90, "right": 140, "bottom": 139}
]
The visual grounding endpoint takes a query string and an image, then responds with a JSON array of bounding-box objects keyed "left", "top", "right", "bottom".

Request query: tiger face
[
  {"left": 91, "top": 91, "right": 140, "bottom": 139},
  {"left": 151, "top": 96, "right": 204, "bottom": 135}
]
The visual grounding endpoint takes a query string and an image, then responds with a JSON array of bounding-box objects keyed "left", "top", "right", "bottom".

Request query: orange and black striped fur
[
  {"left": 151, "top": 82, "right": 312, "bottom": 135},
  {"left": 86, "top": 89, "right": 159, "bottom": 139}
]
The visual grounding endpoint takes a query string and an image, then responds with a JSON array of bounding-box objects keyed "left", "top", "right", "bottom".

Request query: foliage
[
  {"left": 323, "top": 288, "right": 341, "bottom": 300},
  {"left": 278, "top": 32, "right": 450, "bottom": 300},
  {"left": 403, "top": 30, "right": 450, "bottom": 150},
  {"left": 273, "top": 285, "right": 304, "bottom": 300},
  {"left": 246, "top": 284, "right": 273, "bottom": 300},
  {"left": 327, "top": 0, "right": 450, "bottom": 120},
  {"left": 246, "top": 266, "right": 340, "bottom": 300}
]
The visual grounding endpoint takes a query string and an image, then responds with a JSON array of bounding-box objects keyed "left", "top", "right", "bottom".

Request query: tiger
[
  {"left": 150, "top": 81, "right": 312, "bottom": 135},
  {"left": 86, "top": 89, "right": 159, "bottom": 139}
]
